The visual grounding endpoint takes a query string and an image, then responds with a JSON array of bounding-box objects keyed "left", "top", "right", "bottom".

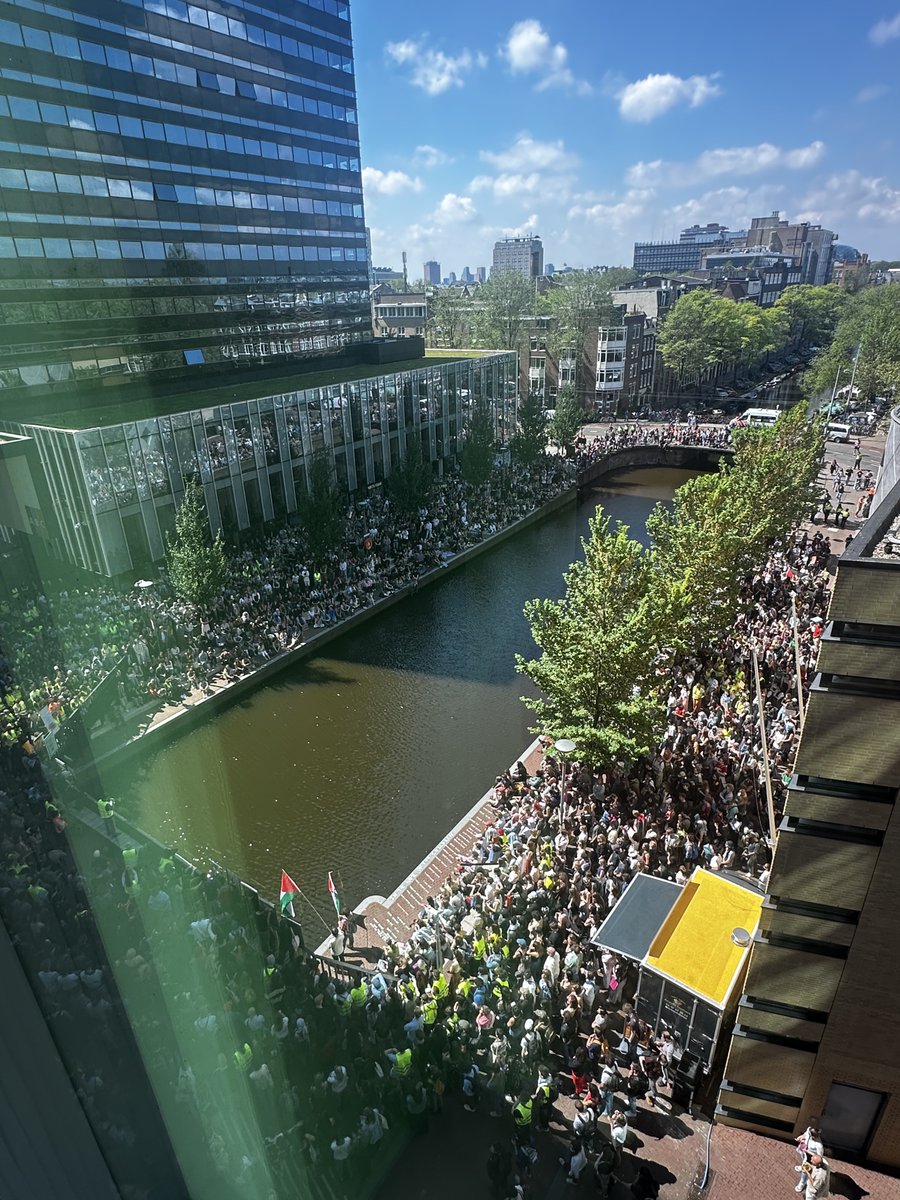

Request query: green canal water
[{"left": 102, "top": 469, "right": 694, "bottom": 931}]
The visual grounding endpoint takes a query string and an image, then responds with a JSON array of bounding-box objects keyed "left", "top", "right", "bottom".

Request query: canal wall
[
  {"left": 87, "top": 486, "right": 577, "bottom": 771},
  {"left": 316, "top": 735, "right": 547, "bottom": 958}
]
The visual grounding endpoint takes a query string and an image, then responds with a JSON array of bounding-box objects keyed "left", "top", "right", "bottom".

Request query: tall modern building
[
  {"left": 475, "top": 265, "right": 486, "bottom": 283},
  {"left": 0, "top": 0, "right": 371, "bottom": 423},
  {"left": 492, "top": 235, "right": 543, "bottom": 278},
  {"left": 423, "top": 259, "right": 441, "bottom": 285},
  {"left": 633, "top": 224, "right": 733, "bottom": 275}
]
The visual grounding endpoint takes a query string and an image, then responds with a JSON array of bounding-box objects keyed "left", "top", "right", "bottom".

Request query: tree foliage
[
  {"left": 427, "top": 288, "right": 471, "bottom": 348},
  {"left": 166, "top": 478, "right": 227, "bottom": 610},
  {"left": 510, "top": 389, "right": 548, "bottom": 472},
  {"left": 517, "top": 514, "right": 677, "bottom": 761},
  {"left": 459, "top": 397, "right": 497, "bottom": 488},
  {"left": 658, "top": 290, "right": 741, "bottom": 388},
  {"left": 520, "top": 407, "right": 824, "bottom": 760},
  {"left": 549, "top": 384, "right": 583, "bottom": 447},
  {"left": 804, "top": 283, "right": 900, "bottom": 401},
  {"left": 541, "top": 268, "right": 636, "bottom": 392},
  {"left": 295, "top": 449, "right": 347, "bottom": 559},
  {"left": 772, "top": 285, "right": 844, "bottom": 352},
  {"left": 385, "top": 441, "right": 434, "bottom": 517},
  {"left": 472, "top": 271, "right": 535, "bottom": 351},
  {"left": 648, "top": 403, "right": 823, "bottom": 651}
]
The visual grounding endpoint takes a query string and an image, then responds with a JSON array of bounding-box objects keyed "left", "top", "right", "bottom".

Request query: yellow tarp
[{"left": 644, "top": 869, "right": 763, "bottom": 1007}]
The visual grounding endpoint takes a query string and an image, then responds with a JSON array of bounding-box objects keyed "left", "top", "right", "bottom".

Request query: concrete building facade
[{"left": 492, "top": 235, "right": 543, "bottom": 278}]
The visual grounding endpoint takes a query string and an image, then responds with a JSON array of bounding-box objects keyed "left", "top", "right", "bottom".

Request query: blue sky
[{"left": 350, "top": 1, "right": 900, "bottom": 276}]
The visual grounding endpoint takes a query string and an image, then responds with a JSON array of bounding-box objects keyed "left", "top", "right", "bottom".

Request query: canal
[{"left": 104, "top": 468, "right": 696, "bottom": 931}]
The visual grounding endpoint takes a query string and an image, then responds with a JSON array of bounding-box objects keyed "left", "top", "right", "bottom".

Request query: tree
[
  {"left": 542, "top": 268, "right": 637, "bottom": 394},
  {"left": 657, "top": 290, "right": 742, "bottom": 392},
  {"left": 385, "top": 441, "right": 434, "bottom": 517},
  {"left": 517, "top": 513, "right": 679, "bottom": 761},
  {"left": 472, "top": 271, "right": 535, "bottom": 352},
  {"left": 549, "top": 385, "right": 583, "bottom": 447},
  {"left": 459, "top": 398, "right": 496, "bottom": 488},
  {"left": 773, "top": 285, "right": 845, "bottom": 352},
  {"left": 648, "top": 404, "right": 823, "bottom": 651},
  {"left": 510, "top": 389, "right": 548, "bottom": 472},
  {"left": 166, "top": 478, "right": 227, "bottom": 610},
  {"left": 427, "top": 288, "right": 472, "bottom": 348},
  {"left": 805, "top": 283, "right": 900, "bottom": 402},
  {"left": 295, "top": 449, "right": 347, "bottom": 559}
]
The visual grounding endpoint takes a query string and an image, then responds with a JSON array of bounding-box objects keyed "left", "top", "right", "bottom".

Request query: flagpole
[
  {"left": 752, "top": 648, "right": 778, "bottom": 848},
  {"left": 297, "top": 885, "right": 333, "bottom": 934}
]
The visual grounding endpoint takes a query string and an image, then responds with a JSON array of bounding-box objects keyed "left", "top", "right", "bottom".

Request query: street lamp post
[{"left": 554, "top": 738, "right": 576, "bottom": 827}]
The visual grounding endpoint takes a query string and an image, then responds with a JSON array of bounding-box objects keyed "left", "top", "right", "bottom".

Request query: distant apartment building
[
  {"left": 633, "top": 224, "right": 734, "bottom": 274},
  {"left": 475, "top": 266, "right": 487, "bottom": 283},
  {"left": 371, "top": 288, "right": 427, "bottom": 338},
  {"left": 423, "top": 260, "right": 442, "bottom": 286},
  {"left": 595, "top": 313, "right": 658, "bottom": 415},
  {"left": 833, "top": 253, "right": 871, "bottom": 291},
  {"left": 492, "top": 236, "right": 544, "bottom": 278},
  {"left": 373, "top": 266, "right": 405, "bottom": 287}
]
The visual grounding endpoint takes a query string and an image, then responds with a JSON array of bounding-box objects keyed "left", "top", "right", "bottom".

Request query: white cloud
[
  {"left": 478, "top": 213, "right": 541, "bottom": 241},
  {"left": 432, "top": 193, "right": 477, "bottom": 222},
  {"left": 626, "top": 140, "right": 826, "bottom": 187},
  {"left": 870, "top": 13, "right": 900, "bottom": 43},
  {"left": 414, "top": 144, "right": 453, "bottom": 168},
  {"left": 362, "top": 167, "right": 423, "bottom": 196},
  {"left": 500, "top": 19, "right": 591, "bottom": 94},
  {"left": 386, "top": 38, "right": 485, "bottom": 95},
  {"left": 856, "top": 84, "right": 891, "bottom": 103},
  {"left": 471, "top": 134, "right": 579, "bottom": 205},
  {"left": 799, "top": 171, "right": 900, "bottom": 224},
  {"left": 568, "top": 189, "right": 655, "bottom": 228},
  {"left": 618, "top": 72, "right": 721, "bottom": 122}
]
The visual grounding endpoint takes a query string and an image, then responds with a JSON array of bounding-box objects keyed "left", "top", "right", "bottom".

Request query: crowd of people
[
  {"left": 0, "top": 421, "right": 738, "bottom": 756},
  {"left": 1, "top": 419, "right": 848, "bottom": 1200}
]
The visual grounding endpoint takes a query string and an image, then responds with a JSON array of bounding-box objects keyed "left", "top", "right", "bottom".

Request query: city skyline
[{"left": 353, "top": 0, "right": 900, "bottom": 271}]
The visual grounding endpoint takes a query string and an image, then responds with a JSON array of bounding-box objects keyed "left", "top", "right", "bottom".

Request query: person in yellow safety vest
[
  {"left": 402, "top": 978, "right": 419, "bottom": 1001},
  {"left": 432, "top": 974, "right": 449, "bottom": 1002},
  {"left": 472, "top": 934, "right": 487, "bottom": 960},
  {"left": 458, "top": 977, "right": 475, "bottom": 1000},
  {"left": 491, "top": 976, "right": 510, "bottom": 1004},
  {"left": 334, "top": 990, "right": 352, "bottom": 1017},
  {"left": 422, "top": 997, "right": 438, "bottom": 1026},
  {"left": 234, "top": 1043, "right": 253, "bottom": 1071},
  {"left": 159, "top": 855, "right": 176, "bottom": 875},
  {"left": 122, "top": 846, "right": 137, "bottom": 870},
  {"left": 350, "top": 979, "right": 368, "bottom": 1008},
  {"left": 389, "top": 1047, "right": 412, "bottom": 1077},
  {"left": 513, "top": 1094, "right": 533, "bottom": 1138},
  {"left": 97, "top": 797, "right": 116, "bottom": 834}
]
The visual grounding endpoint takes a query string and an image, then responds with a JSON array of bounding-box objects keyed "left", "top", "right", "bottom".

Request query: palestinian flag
[
  {"left": 279, "top": 870, "right": 301, "bottom": 918},
  {"left": 327, "top": 871, "right": 341, "bottom": 916}
]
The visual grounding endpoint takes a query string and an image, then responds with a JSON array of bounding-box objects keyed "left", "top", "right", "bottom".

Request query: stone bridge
[{"left": 577, "top": 442, "right": 733, "bottom": 492}]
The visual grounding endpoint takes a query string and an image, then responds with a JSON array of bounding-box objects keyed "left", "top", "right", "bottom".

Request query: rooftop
[{"left": 18, "top": 352, "right": 476, "bottom": 431}]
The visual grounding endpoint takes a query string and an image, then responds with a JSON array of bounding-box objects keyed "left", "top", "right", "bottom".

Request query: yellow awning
[{"left": 644, "top": 869, "right": 763, "bottom": 1007}]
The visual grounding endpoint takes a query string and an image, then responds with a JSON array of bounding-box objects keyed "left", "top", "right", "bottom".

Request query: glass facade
[
  {"left": 5, "top": 353, "right": 518, "bottom": 574},
  {"left": 0, "top": 0, "right": 371, "bottom": 410}
]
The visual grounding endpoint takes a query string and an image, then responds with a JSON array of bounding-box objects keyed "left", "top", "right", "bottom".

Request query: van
[
  {"left": 825, "top": 422, "right": 851, "bottom": 443},
  {"left": 737, "top": 408, "right": 780, "bottom": 427}
]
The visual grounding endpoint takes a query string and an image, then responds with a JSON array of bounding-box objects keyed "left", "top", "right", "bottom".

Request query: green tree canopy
[
  {"left": 773, "top": 284, "right": 845, "bottom": 351},
  {"left": 472, "top": 271, "right": 536, "bottom": 351},
  {"left": 549, "top": 384, "right": 583, "bottom": 446},
  {"left": 459, "top": 397, "right": 496, "bottom": 488},
  {"left": 295, "top": 449, "right": 347, "bottom": 559},
  {"left": 165, "top": 478, "right": 227, "bottom": 610},
  {"left": 385, "top": 441, "right": 434, "bottom": 517},
  {"left": 510, "top": 389, "right": 548, "bottom": 472},
  {"left": 517, "top": 513, "right": 680, "bottom": 761},
  {"left": 804, "top": 283, "right": 900, "bottom": 402},
  {"left": 657, "top": 289, "right": 746, "bottom": 390},
  {"left": 541, "top": 268, "right": 637, "bottom": 392},
  {"left": 427, "top": 288, "right": 472, "bottom": 348}
]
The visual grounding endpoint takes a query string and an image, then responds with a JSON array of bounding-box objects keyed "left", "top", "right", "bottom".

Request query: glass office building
[
  {"left": 0, "top": 0, "right": 371, "bottom": 418},
  {"left": 4, "top": 351, "right": 518, "bottom": 574}
]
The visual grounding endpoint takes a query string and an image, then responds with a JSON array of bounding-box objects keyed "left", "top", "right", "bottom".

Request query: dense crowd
[
  {"left": 0, "top": 421, "right": 734, "bottom": 752},
  {"left": 0, "top": 457, "right": 573, "bottom": 744},
  {"left": 0, "top": 520, "right": 832, "bottom": 1198}
]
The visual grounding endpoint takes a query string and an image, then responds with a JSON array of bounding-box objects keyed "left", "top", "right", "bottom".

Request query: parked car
[{"left": 825, "top": 421, "right": 851, "bottom": 443}]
